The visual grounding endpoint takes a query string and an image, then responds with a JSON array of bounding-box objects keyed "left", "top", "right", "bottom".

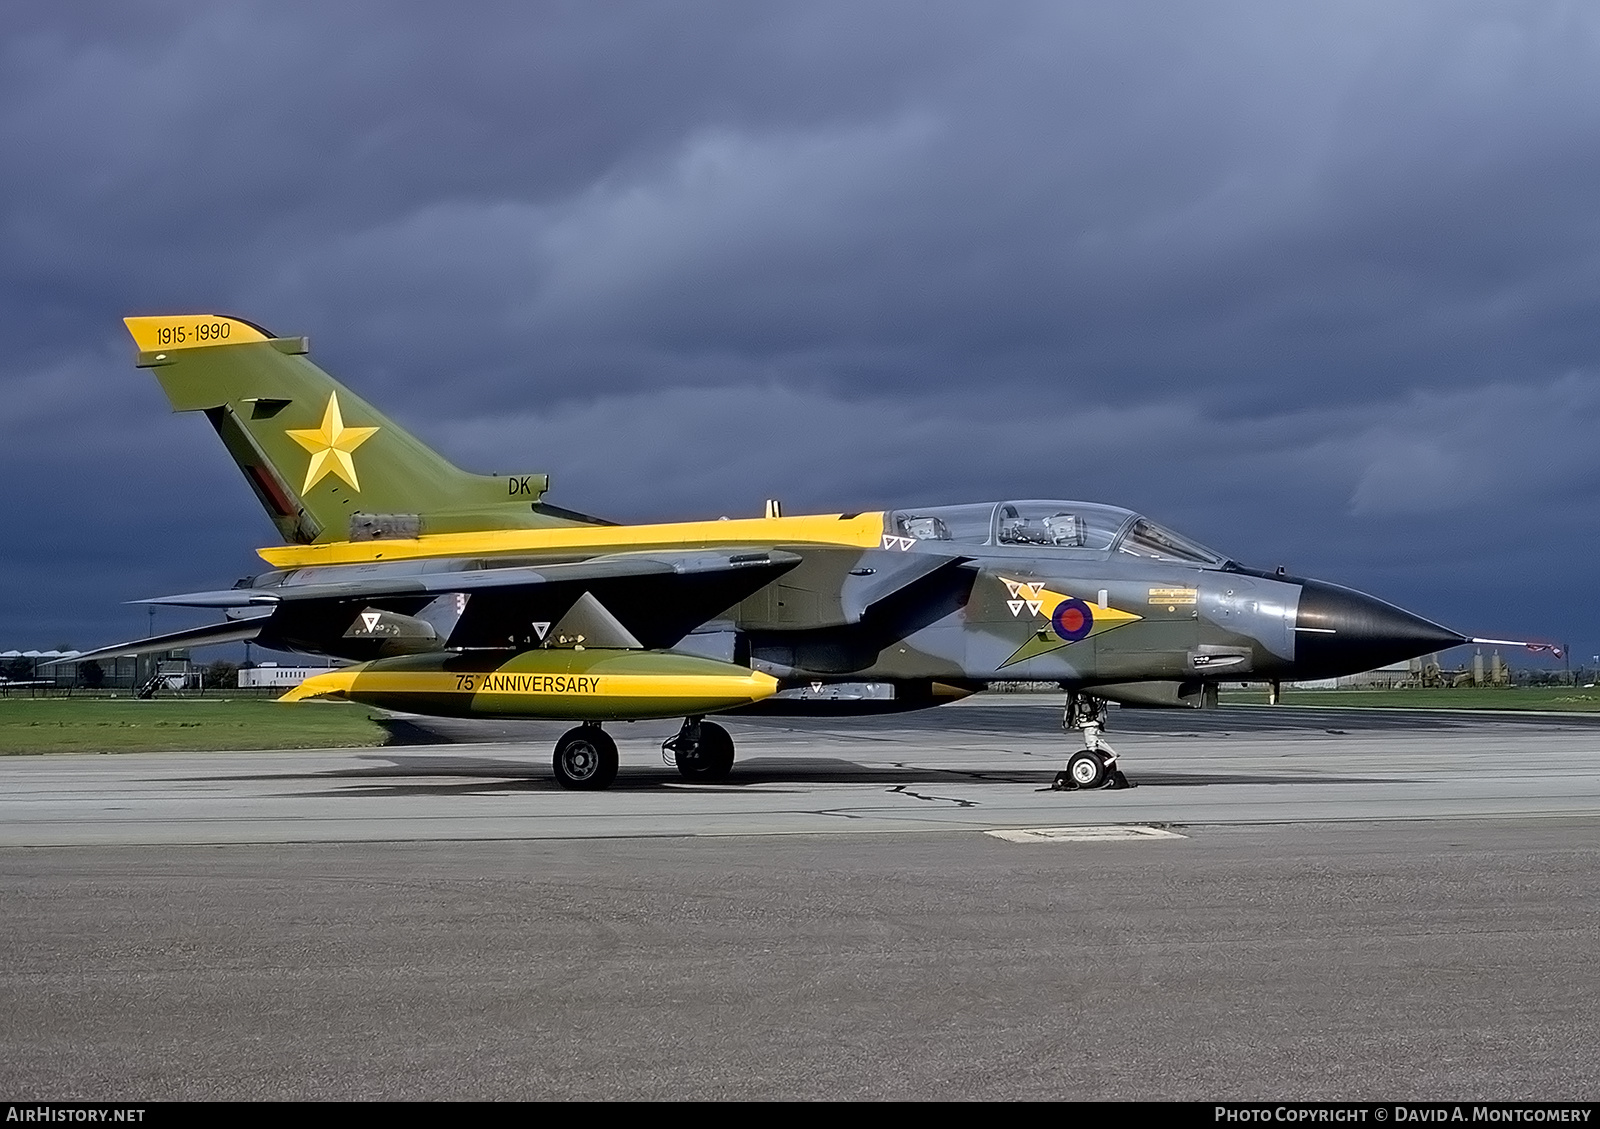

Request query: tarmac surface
[{"left": 2, "top": 697, "right": 1598, "bottom": 1100}]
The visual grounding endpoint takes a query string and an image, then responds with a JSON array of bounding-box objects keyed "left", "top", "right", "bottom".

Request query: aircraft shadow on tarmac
[
  {"left": 374, "top": 708, "right": 1600, "bottom": 751},
  {"left": 199, "top": 753, "right": 1398, "bottom": 798}
]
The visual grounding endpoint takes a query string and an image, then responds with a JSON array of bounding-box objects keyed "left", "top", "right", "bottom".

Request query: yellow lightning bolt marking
[
  {"left": 285, "top": 392, "right": 379, "bottom": 494},
  {"left": 997, "top": 576, "right": 1143, "bottom": 668}
]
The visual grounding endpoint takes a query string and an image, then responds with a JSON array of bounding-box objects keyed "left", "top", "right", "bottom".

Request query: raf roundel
[{"left": 1051, "top": 597, "right": 1095, "bottom": 642}]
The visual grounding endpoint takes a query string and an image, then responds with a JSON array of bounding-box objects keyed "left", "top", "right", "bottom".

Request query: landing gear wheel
[
  {"left": 552, "top": 726, "right": 618, "bottom": 791},
  {"left": 675, "top": 720, "right": 735, "bottom": 781},
  {"left": 1066, "top": 750, "right": 1108, "bottom": 790}
]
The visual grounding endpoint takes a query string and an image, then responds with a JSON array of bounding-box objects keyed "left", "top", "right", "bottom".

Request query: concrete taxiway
[
  {"left": 1, "top": 699, "right": 1598, "bottom": 845},
  {"left": 2, "top": 698, "right": 1598, "bottom": 1100}
]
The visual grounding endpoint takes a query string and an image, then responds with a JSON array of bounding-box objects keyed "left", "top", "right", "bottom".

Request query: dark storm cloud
[{"left": 3, "top": 1, "right": 1598, "bottom": 659}]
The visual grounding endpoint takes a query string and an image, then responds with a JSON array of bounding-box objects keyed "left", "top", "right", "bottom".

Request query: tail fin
[{"left": 125, "top": 314, "right": 597, "bottom": 544}]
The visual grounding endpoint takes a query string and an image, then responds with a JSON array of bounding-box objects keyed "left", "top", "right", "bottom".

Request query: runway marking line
[{"left": 985, "top": 825, "right": 1186, "bottom": 843}]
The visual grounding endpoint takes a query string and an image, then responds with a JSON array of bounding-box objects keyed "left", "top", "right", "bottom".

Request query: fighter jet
[{"left": 75, "top": 313, "right": 1489, "bottom": 790}]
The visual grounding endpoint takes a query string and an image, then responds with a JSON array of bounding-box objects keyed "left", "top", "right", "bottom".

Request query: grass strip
[
  {"left": 1221, "top": 686, "right": 1600, "bottom": 711},
  {"left": 0, "top": 697, "right": 391, "bottom": 754}
]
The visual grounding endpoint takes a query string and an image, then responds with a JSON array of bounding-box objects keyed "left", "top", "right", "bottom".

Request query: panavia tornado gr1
[{"left": 75, "top": 313, "right": 1497, "bottom": 790}]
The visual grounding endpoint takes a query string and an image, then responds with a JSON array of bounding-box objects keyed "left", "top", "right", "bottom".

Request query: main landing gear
[
  {"left": 1052, "top": 693, "right": 1131, "bottom": 792},
  {"left": 550, "top": 717, "right": 741, "bottom": 789},
  {"left": 663, "top": 716, "right": 736, "bottom": 782},
  {"left": 552, "top": 723, "right": 619, "bottom": 790}
]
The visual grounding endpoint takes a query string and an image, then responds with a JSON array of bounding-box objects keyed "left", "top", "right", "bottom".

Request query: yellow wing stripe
[{"left": 258, "top": 511, "right": 889, "bottom": 567}]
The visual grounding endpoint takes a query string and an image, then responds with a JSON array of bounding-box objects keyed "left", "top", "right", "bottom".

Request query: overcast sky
[{"left": 3, "top": 1, "right": 1597, "bottom": 666}]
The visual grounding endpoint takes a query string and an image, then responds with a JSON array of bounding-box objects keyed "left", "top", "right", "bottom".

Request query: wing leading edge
[{"left": 100, "top": 548, "right": 804, "bottom": 661}]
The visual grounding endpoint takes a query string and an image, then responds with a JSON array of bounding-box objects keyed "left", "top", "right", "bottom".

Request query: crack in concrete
[{"left": 888, "top": 784, "right": 977, "bottom": 808}]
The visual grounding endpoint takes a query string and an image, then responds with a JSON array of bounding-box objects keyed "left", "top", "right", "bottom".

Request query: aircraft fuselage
[{"left": 227, "top": 500, "right": 1462, "bottom": 718}]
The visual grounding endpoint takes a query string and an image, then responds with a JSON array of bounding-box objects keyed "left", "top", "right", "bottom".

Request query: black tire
[
  {"left": 553, "top": 726, "right": 618, "bottom": 790},
  {"left": 676, "top": 720, "right": 736, "bottom": 781},
  {"left": 1066, "top": 750, "right": 1106, "bottom": 789}
]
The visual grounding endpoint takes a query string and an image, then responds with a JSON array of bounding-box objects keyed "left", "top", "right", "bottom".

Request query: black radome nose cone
[{"left": 1294, "top": 579, "right": 1465, "bottom": 679}]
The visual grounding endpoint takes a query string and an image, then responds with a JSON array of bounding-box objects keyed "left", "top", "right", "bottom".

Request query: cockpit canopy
[{"left": 888, "top": 500, "right": 1230, "bottom": 566}]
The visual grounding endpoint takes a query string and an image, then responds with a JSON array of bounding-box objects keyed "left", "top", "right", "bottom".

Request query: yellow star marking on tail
[{"left": 285, "top": 392, "right": 379, "bottom": 493}]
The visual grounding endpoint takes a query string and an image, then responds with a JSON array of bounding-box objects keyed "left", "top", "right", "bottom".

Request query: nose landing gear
[{"left": 1052, "top": 693, "right": 1131, "bottom": 791}]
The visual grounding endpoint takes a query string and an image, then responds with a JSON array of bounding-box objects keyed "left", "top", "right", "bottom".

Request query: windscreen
[{"left": 1115, "top": 518, "right": 1228, "bottom": 566}]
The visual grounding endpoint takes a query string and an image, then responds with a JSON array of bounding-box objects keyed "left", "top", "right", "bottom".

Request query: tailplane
[{"left": 125, "top": 314, "right": 600, "bottom": 544}]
